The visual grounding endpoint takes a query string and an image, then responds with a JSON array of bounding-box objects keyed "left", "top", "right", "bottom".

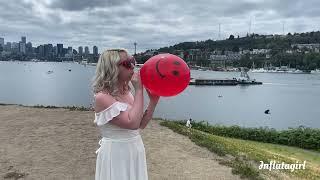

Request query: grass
[{"left": 159, "top": 120, "right": 320, "bottom": 180}]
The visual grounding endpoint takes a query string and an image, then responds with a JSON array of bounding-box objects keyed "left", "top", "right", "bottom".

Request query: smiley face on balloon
[{"left": 140, "top": 53, "right": 190, "bottom": 97}]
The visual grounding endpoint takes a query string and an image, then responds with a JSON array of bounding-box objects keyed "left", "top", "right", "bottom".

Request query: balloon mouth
[{"left": 155, "top": 58, "right": 165, "bottom": 78}]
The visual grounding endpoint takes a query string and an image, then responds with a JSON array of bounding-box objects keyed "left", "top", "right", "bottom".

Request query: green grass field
[{"left": 159, "top": 120, "right": 320, "bottom": 180}]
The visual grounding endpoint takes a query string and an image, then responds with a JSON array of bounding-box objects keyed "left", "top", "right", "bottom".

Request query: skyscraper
[
  {"left": 68, "top": 46, "right": 72, "bottom": 54},
  {"left": 93, "top": 46, "right": 98, "bottom": 55},
  {"left": 12, "top": 42, "right": 19, "bottom": 53},
  {"left": 44, "top": 44, "right": 53, "bottom": 57},
  {"left": 26, "top": 42, "right": 32, "bottom": 54},
  {"left": 39, "top": 45, "right": 45, "bottom": 57},
  {"left": 57, "top": 44, "right": 63, "bottom": 57},
  {"left": 0, "top": 37, "right": 4, "bottom": 46},
  {"left": 21, "top": 36, "right": 26, "bottom": 44},
  {"left": 19, "top": 42, "right": 26, "bottom": 54},
  {"left": 5, "top": 42, "right": 11, "bottom": 51},
  {"left": 78, "top": 46, "right": 83, "bottom": 55},
  {"left": 85, "top": 46, "right": 89, "bottom": 56}
]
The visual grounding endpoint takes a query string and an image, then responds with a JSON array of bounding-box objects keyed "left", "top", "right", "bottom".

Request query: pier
[
  {"left": 189, "top": 67, "right": 263, "bottom": 86},
  {"left": 189, "top": 78, "right": 238, "bottom": 86},
  {"left": 189, "top": 78, "right": 262, "bottom": 86}
]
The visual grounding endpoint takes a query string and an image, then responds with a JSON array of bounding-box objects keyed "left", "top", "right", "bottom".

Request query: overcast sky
[{"left": 1, "top": 0, "right": 320, "bottom": 53}]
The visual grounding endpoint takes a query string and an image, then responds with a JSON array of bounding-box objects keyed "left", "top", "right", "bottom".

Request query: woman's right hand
[{"left": 131, "top": 71, "right": 142, "bottom": 91}]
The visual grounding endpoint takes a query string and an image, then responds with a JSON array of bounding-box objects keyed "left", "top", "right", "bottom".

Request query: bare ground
[{"left": 0, "top": 105, "right": 240, "bottom": 180}]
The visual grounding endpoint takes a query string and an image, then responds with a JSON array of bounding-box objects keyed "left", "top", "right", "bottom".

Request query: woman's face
[{"left": 118, "top": 51, "right": 135, "bottom": 82}]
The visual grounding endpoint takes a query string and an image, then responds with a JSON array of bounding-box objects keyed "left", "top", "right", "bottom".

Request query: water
[{"left": 1, "top": 61, "right": 320, "bottom": 130}]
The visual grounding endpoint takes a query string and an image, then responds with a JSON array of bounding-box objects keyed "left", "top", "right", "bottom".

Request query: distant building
[
  {"left": 266, "top": 54, "right": 271, "bottom": 59},
  {"left": 209, "top": 53, "right": 241, "bottom": 61},
  {"left": 19, "top": 42, "right": 26, "bottom": 54},
  {"left": 53, "top": 46, "right": 57, "bottom": 56},
  {"left": 250, "top": 49, "right": 271, "bottom": 55},
  {"left": 173, "top": 50, "right": 184, "bottom": 59},
  {"left": 285, "top": 50, "right": 293, "bottom": 54},
  {"left": 0, "top": 37, "right": 4, "bottom": 46},
  {"left": 85, "top": 46, "right": 89, "bottom": 56},
  {"left": 240, "top": 50, "right": 250, "bottom": 55},
  {"left": 21, "top": 36, "right": 26, "bottom": 44},
  {"left": 144, "top": 50, "right": 158, "bottom": 56},
  {"left": 39, "top": 45, "right": 44, "bottom": 57},
  {"left": 26, "top": 42, "right": 32, "bottom": 54},
  {"left": 209, "top": 54, "right": 228, "bottom": 61},
  {"left": 44, "top": 44, "right": 53, "bottom": 57},
  {"left": 57, "top": 44, "right": 63, "bottom": 57},
  {"left": 291, "top": 43, "right": 320, "bottom": 50},
  {"left": 5, "top": 42, "right": 11, "bottom": 51},
  {"left": 68, "top": 46, "right": 72, "bottom": 54},
  {"left": 93, "top": 46, "right": 98, "bottom": 55},
  {"left": 78, "top": 46, "right": 83, "bottom": 55}
]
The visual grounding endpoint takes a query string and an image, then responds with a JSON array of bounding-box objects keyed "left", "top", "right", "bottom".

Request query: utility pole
[{"left": 134, "top": 42, "right": 137, "bottom": 55}]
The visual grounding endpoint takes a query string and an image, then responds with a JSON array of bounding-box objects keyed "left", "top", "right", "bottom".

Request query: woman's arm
[{"left": 139, "top": 90, "right": 160, "bottom": 129}]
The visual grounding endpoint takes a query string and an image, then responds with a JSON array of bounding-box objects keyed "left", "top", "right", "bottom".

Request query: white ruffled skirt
[{"left": 95, "top": 135, "right": 148, "bottom": 180}]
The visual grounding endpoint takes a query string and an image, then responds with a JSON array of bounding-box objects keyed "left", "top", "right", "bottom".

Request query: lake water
[{"left": 1, "top": 61, "right": 320, "bottom": 130}]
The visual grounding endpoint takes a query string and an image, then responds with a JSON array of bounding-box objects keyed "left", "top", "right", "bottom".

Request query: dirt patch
[{"left": 0, "top": 105, "right": 240, "bottom": 180}]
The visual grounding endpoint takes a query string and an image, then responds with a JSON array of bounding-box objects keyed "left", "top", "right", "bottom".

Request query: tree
[{"left": 232, "top": 46, "right": 239, "bottom": 52}]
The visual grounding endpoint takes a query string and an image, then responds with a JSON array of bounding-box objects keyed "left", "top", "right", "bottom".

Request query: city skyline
[
  {"left": 0, "top": 36, "right": 99, "bottom": 52},
  {"left": 0, "top": 35, "right": 98, "bottom": 54},
  {"left": 1, "top": 0, "right": 320, "bottom": 54}
]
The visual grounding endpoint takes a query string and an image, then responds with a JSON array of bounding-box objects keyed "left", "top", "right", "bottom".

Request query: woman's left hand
[{"left": 146, "top": 89, "right": 160, "bottom": 104}]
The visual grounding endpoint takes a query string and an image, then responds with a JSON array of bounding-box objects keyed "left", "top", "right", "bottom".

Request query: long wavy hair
[{"left": 92, "top": 48, "right": 130, "bottom": 96}]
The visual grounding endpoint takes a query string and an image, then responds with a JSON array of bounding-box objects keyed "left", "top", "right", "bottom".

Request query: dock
[
  {"left": 189, "top": 78, "right": 262, "bottom": 86},
  {"left": 189, "top": 78, "right": 238, "bottom": 86},
  {"left": 189, "top": 67, "right": 263, "bottom": 86}
]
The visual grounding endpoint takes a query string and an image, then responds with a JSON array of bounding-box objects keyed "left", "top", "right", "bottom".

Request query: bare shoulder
[{"left": 94, "top": 92, "right": 117, "bottom": 113}]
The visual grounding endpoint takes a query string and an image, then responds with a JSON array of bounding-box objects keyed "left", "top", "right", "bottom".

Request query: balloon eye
[
  {"left": 173, "top": 61, "right": 180, "bottom": 65},
  {"left": 172, "top": 70, "right": 179, "bottom": 76}
]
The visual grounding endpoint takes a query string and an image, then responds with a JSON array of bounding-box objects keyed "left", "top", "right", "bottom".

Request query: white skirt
[{"left": 95, "top": 135, "right": 148, "bottom": 180}]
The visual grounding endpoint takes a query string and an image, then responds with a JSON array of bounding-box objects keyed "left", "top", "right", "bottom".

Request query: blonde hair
[{"left": 92, "top": 48, "right": 130, "bottom": 96}]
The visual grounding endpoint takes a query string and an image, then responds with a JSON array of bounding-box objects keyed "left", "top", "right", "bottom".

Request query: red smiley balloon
[{"left": 140, "top": 53, "right": 190, "bottom": 97}]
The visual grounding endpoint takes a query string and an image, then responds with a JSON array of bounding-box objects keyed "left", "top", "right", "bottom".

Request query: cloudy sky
[{"left": 1, "top": 0, "right": 320, "bottom": 54}]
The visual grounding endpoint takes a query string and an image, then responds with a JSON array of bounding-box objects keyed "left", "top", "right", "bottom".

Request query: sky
[{"left": 1, "top": 0, "right": 320, "bottom": 54}]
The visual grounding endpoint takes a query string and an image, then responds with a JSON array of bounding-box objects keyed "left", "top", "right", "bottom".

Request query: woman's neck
[{"left": 117, "top": 81, "right": 128, "bottom": 95}]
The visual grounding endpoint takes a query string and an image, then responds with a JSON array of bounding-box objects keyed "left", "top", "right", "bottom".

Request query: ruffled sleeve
[{"left": 94, "top": 102, "right": 128, "bottom": 126}]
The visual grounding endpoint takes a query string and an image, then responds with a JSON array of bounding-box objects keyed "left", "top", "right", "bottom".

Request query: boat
[
  {"left": 47, "top": 70, "right": 53, "bottom": 74},
  {"left": 311, "top": 69, "right": 320, "bottom": 74},
  {"left": 251, "top": 68, "right": 266, "bottom": 73},
  {"left": 251, "top": 64, "right": 310, "bottom": 74},
  {"left": 237, "top": 67, "right": 262, "bottom": 85}
]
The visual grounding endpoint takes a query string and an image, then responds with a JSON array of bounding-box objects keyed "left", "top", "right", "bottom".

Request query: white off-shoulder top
[{"left": 94, "top": 101, "right": 140, "bottom": 139}]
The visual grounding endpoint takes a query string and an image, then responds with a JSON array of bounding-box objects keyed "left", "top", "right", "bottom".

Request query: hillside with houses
[{"left": 136, "top": 31, "right": 320, "bottom": 71}]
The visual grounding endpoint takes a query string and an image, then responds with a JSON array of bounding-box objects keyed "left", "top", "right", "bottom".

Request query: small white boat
[
  {"left": 251, "top": 68, "right": 267, "bottom": 73},
  {"left": 311, "top": 69, "right": 320, "bottom": 74}
]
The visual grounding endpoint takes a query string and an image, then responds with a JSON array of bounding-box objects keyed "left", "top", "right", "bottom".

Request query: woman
[{"left": 92, "top": 48, "right": 159, "bottom": 180}]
